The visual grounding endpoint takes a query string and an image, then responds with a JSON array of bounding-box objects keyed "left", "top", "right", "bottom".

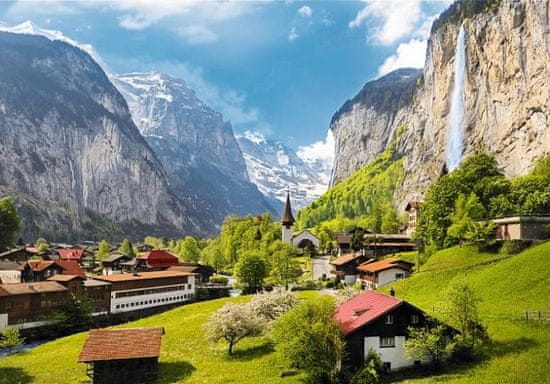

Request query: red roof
[
  {"left": 56, "top": 260, "right": 86, "bottom": 277},
  {"left": 138, "top": 250, "right": 179, "bottom": 268},
  {"left": 79, "top": 327, "right": 164, "bottom": 362},
  {"left": 335, "top": 291, "right": 402, "bottom": 335},
  {"left": 57, "top": 249, "right": 84, "bottom": 261}
]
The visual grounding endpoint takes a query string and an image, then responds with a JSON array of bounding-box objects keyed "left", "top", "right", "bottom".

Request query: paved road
[{"left": 311, "top": 256, "right": 331, "bottom": 281}]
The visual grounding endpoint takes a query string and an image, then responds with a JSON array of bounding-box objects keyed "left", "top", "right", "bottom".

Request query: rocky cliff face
[
  {"left": 330, "top": 0, "right": 549, "bottom": 210},
  {"left": 0, "top": 32, "right": 200, "bottom": 240},
  {"left": 112, "top": 73, "right": 274, "bottom": 231}
]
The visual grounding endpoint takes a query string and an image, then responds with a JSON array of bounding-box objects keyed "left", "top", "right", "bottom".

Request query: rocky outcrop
[
  {"left": 0, "top": 32, "right": 201, "bottom": 240},
  {"left": 112, "top": 73, "right": 274, "bottom": 231},
  {"left": 330, "top": 0, "right": 549, "bottom": 211}
]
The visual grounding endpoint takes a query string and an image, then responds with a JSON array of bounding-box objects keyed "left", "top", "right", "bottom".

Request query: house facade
[
  {"left": 357, "top": 258, "right": 414, "bottom": 290},
  {"left": 0, "top": 281, "right": 70, "bottom": 325},
  {"left": 493, "top": 216, "right": 550, "bottom": 240},
  {"left": 404, "top": 201, "right": 422, "bottom": 236},
  {"left": 335, "top": 291, "right": 431, "bottom": 370},
  {"left": 329, "top": 253, "right": 370, "bottom": 284},
  {"left": 92, "top": 271, "right": 195, "bottom": 314},
  {"left": 102, "top": 254, "right": 132, "bottom": 275}
]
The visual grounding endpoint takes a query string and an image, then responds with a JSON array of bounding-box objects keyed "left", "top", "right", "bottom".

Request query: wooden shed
[{"left": 79, "top": 327, "right": 164, "bottom": 384}]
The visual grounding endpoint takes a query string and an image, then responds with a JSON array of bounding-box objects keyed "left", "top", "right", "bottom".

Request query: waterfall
[{"left": 446, "top": 24, "right": 466, "bottom": 171}]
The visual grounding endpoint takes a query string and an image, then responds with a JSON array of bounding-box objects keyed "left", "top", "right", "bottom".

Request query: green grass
[
  {"left": 0, "top": 292, "right": 319, "bottom": 384},
  {"left": 382, "top": 243, "right": 550, "bottom": 383}
]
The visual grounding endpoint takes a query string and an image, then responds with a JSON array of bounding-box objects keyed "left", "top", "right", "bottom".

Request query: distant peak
[{"left": 240, "top": 131, "right": 267, "bottom": 145}]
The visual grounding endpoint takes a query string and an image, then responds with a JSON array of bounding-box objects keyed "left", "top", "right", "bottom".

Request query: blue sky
[{"left": 0, "top": 1, "right": 451, "bottom": 156}]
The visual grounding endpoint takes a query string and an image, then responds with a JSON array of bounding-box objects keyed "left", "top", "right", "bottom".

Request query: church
[{"left": 280, "top": 192, "right": 320, "bottom": 252}]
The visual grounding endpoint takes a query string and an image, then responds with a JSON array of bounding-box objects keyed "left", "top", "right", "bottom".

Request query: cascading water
[{"left": 446, "top": 24, "right": 466, "bottom": 171}]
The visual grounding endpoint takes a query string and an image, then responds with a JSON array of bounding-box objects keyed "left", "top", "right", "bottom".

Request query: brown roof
[
  {"left": 56, "top": 261, "right": 86, "bottom": 277},
  {"left": 47, "top": 274, "right": 84, "bottom": 282},
  {"left": 79, "top": 327, "right": 164, "bottom": 362},
  {"left": 83, "top": 279, "right": 112, "bottom": 288},
  {"left": 330, "top": 253, "right": 367, "bottom": 266},
  {"left": 92, "top": 270, "right": 192, "bottom": 283},
  {"left": 0, "top": 281, "right": 68, "bottom": 296},
  {"left": 357, "top": 258, "right": 414, "bottom": 274}
]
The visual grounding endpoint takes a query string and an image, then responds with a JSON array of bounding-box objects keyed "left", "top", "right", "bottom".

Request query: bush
[
  {"left": 209, "top": 275, "right": 229, "bottom": 285},
  {"left": 0, "top": 327, "right": 24, "bottom": 349},
  {"left": 500, "top": 240, "right": 532, "bottom": 255},
  {"left": 350, "top": 350, "right": 383, "bottom": 384}
]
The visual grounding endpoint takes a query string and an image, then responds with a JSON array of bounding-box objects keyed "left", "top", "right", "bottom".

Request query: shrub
[
  {"left": 0, "top": 327, "right": 24, "bottom": 349},
  {"left": 350, "top": 350, "right": 383, "bottom": 384}
]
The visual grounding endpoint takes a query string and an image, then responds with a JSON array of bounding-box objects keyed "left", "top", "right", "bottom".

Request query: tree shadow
[
  {"left": 156, "top": 361, "right": 196, "bottom": 384},
  {"left": 381, "top": 337, "right": 538, "bottom": 383},
  {"left": 226, "top": 341, "right": 275, "bottom": 361},
  {"left": 0, "top": 367, "right": 34, "bottom": 384}
]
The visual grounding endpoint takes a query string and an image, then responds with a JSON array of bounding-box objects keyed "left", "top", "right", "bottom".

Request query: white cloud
[
  {"left": 378, "top": 38, "right": 427, "bottom": 76},
  {"left": 288, "top": 26, "right": 298, "bottom": 41},
  {"left": 177, "top": 25, "right": 218, "bottom": 44},
  {"left": 297, "top": 129, "right": 335, "bottom": 171},
  {"left": 349, "top": 0, "right": 422, "bottom": 45},
  {"left": 297, "top": 5, "right": 312, "bottom": 18}
]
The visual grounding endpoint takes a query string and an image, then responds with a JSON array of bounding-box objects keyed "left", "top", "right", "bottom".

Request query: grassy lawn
[
  {"left": 0, "top": 292, "right": 318, "bottom": 384},
  {"left": 382, "top": 243, "right": 550, "bottom": 383}
]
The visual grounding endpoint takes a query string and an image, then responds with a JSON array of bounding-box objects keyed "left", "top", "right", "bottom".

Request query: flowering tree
[
  {"left": 249, "top": 288, "right": 298, "bottom": 322},
  {"left": 204, "top": 303, "right": 264, "bottom": 354}
]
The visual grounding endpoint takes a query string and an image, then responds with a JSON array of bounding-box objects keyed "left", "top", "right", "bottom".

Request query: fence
[{"left": 524, "top": 310, "right": 550, "bottom": 321}]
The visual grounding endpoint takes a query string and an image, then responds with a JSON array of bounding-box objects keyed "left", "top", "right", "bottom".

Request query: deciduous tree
[
  {"left": 0, "top": 197, "right": 20, "bottom": 251},
  {"left": 234, "top": 251, "right": 269, "bottom": 293}
]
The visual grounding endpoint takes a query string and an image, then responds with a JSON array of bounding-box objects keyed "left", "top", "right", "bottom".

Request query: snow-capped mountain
[
  {"left": 112, "top": 73, "right": 275, "bottom": 229},
  {"left": 237, "top": 131, "right": 331, "bottom": 211}
]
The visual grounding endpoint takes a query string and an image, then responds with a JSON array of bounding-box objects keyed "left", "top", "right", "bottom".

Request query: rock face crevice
[
  {"left": 330, "top": 0, "right": 549, "bottom": 211},
  {"left": 0, "top": 33, "right": 199, "bottom": 240}
]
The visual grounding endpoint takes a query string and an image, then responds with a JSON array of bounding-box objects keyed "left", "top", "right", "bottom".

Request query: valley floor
[{"left": 0, "top": 244, "right": 548, "bottom": 384}]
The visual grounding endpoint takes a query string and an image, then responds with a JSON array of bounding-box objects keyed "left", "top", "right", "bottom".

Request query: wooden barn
[{"left": 79, "top": 327, "right": 164, "bottom": 384}]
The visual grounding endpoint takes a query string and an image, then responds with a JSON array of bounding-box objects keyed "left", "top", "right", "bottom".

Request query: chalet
[
  {"left": 0, "top": 261, "right": 22, "bottom": 284},
  {"left": 102, "top": 253, "right": 132, "bottom": 275},
  {"left": 168, "top": 263, "right": 215, "bottom": 284},
  {"left": 92, "top": 270, "right": 195, "bottom": 314},
  {"left": 357, "top": 258, "right": 414, "bottom": 290},
  {"left": 405, "top": 201, "right": 422, "bottom": 236},
  {"left": 57, "top": 248, "right": 85, "bottom": 262},
  {"left": 492, "top": 216, "right": 550, "bottom": 240},
  {"left": 363, "top": 234, "right": 416, "bottom": 257},
  {"left": 20, "top": 260, "right": 85, "bottom": 282},
  {"left": 79, "top": 327, "right": 164, "bottom": 384},
  {"left": 47, "top": 274, "right": 85, "bottom": 296},
  {"left": 335, "top": 291, "right": 432, "bottom": 370},
  {"left": 0, "top": 247, "right": 31, "bottom": 262},
  {"left": 335, "top": 228, "right": 370, "bottom": 256},
  {"left": 329, "top": 253, "right": 371, "bottom": 284},
  {"left": 0, "top": 281, "right": 69, "bottom": 325},
  {"left": 132, "top": 250, "right": 180, "bottom": 272}
]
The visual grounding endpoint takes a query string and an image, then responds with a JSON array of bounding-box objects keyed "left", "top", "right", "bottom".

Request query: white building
[
  {"left": 357, "top": 258, "right": 414, "bottom": 290},
  {"left": 281, "top": 192, "right": 320, "bottom": 251},
  {"left": 92, "top": 271, "right": 196, "bottom": 314}
]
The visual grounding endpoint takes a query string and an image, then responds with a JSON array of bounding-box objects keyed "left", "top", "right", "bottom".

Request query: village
[{"left": 1, "top": 190, "right": 549, "bottom": 384}]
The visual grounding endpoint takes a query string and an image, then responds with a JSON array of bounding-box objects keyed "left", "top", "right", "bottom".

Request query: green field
[
  {"left": 382, "top": 243, "right": 550, "bottom": 383},
  {"left": 0, "top": 293, "right": 317, "bottom": 384},
  {"left": 1, "top": 244, "right": 549, "bottom": 384}
]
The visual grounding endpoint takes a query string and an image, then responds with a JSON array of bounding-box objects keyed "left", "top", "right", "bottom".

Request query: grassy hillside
[
  {"left": 0, "top": 293, "right": 317, "bottom": 384},
  {"left": 296, "top": 131, "right": 405, "bottom": 231},
  {"left": 383, "top": 243, "right": 550, "bottom": 383}
]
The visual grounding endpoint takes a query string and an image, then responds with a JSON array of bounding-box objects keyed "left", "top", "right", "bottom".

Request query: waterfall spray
[{"left": 446, "top": 24, "right": 466, "bottom": 171}]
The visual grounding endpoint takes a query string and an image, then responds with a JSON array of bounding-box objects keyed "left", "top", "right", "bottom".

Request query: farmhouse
[
  {"left": 492, "top": 216, "right": 550, "bottom": 240},
  {"left": 102, "top": 253, "right": 132, "bottom": 275},
  {"left": 92, "top": 270, "right": 195, "bottom": 314},
  {"left": 335, "top": 291, "right": 431, "bottom": 370},
  {"left": 329, "top": 253, "right": 370, "bottom": 284},
  {"left": 128, "top": 250, "right": 180, "bottom": 272},
  {"left": 357, "top": 258, "right": 414, "bottom": 289},
  {"left": 0, "top": 281, "right": 69, "bottom": 325},
  {"left": 79, "top": 327, "right": 164, "bottom": 384}
]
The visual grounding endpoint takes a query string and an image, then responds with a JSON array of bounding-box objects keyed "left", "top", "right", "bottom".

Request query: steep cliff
[
  {"left": 330, "top": 0, "right": 549, "bottom": 211},
  {"left": 0, "top": 32, "right": 202, "bottom": 240},
  {"left": 112, "top": 73, "right": 275, "bottom": 231}
]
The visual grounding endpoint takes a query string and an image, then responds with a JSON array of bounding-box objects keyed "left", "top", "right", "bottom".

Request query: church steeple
[{"left": 281, "top": 190, "right": 295, "bottom": 228}]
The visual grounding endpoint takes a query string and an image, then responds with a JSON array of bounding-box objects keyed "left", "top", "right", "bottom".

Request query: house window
[
  {"left": 411, "top": 314, "right": 419, "bottom": 324},
  {"left": 385, "top": 314, "right": 394, "bottom": 325},
  {"left": 395, "top": 273, "right": 404, "bottom": 280},
  {"left": 380, "top": 336, "right": 395, "bottom": 348}
]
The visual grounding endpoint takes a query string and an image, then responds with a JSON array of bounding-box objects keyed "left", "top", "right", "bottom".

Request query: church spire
[{"left": 281, "top": 189, "right": 295, "bottom": 227}]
